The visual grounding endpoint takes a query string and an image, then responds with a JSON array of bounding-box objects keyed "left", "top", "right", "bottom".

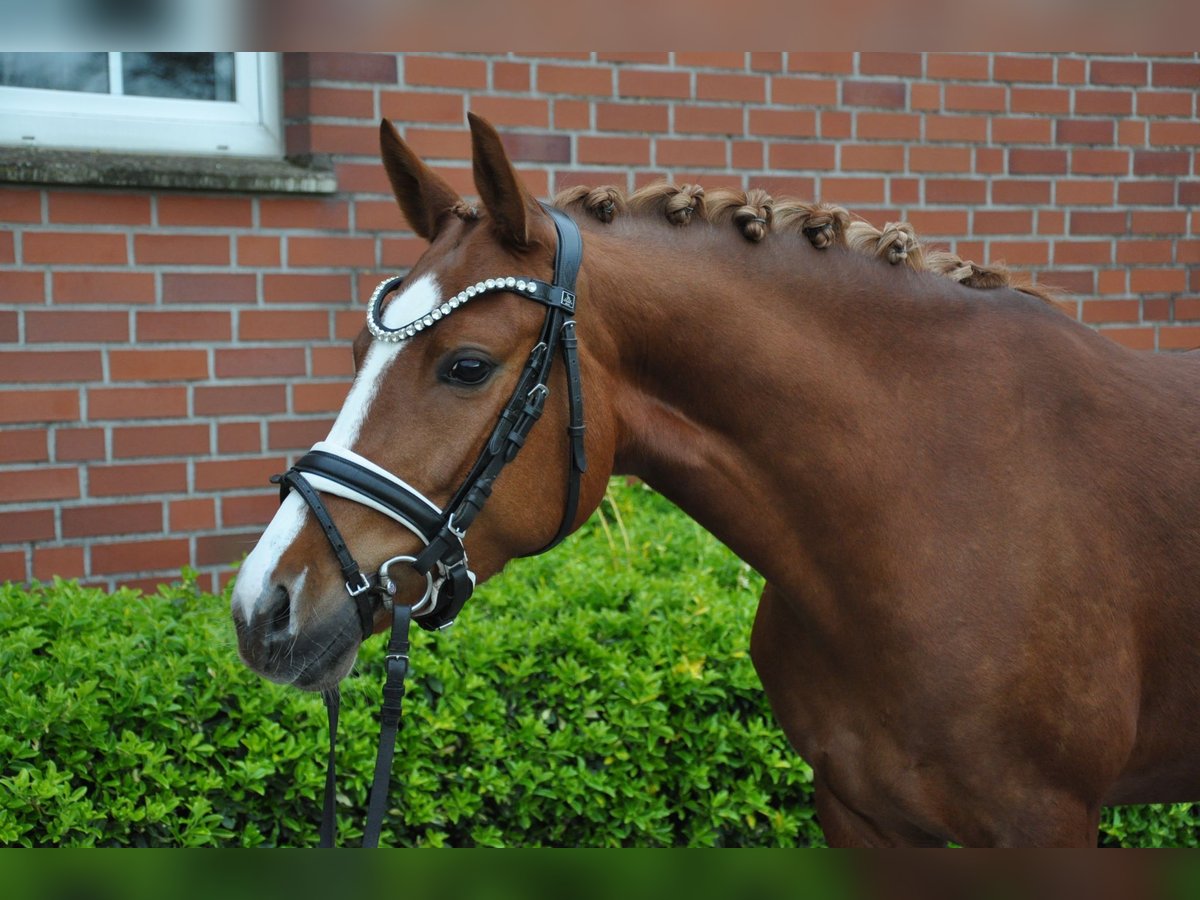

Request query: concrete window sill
[{"left": 0, "top": 147, "right": 338, "bottom": 194}]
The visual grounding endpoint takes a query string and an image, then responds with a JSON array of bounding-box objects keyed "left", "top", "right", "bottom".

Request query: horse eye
[{"left": 447, "top": 357, "right": 493, "bottom": 386}]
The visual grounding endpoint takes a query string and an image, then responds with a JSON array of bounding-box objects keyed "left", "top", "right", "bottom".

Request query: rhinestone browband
[{"left": 366, "top": 275, "right": 539, "bottom": 343}]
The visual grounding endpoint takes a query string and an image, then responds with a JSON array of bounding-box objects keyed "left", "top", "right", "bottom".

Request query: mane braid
[{"left": 549, "top": 179, "right": 1069, "bottom": 307}]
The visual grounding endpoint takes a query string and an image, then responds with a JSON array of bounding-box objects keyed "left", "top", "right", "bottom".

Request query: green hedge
[{"left": 1, "top": 481, "right": 1195, "bottom": 847}]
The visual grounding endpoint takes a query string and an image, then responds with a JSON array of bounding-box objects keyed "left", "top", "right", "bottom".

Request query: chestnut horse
[{"left": 232, "top": 114, "right": 1200, "bottom": 847}]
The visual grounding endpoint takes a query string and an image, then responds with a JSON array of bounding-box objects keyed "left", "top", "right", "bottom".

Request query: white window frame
[{"left": 0, "top": 52, "right": 282, "bottom": 157}]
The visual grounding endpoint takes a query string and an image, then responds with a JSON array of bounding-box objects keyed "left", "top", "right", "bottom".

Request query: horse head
[{"left": 231, "top": 114, "right": 612, "bottom": 690}]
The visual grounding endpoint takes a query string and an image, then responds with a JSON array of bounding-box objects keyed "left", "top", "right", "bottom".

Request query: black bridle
[{"left": 268, "top": 204, "right": 586, "bottom": 847}]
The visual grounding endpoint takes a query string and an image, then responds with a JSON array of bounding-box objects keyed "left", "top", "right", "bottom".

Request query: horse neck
[{"left": 580, "top": 222, "right": 985, "bottom": 586}]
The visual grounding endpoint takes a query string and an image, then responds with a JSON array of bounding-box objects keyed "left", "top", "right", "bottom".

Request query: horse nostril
[{"left": 265, "top": 583, "right": 292, "bottom": 637}]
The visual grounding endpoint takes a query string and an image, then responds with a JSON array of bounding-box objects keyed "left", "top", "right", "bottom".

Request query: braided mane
[{"left": 541, "top": 181, "right": 1060, "bottom": 306}]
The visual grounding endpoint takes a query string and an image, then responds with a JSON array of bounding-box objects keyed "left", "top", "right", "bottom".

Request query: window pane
[
  {"left": 121, "top": 53, "right": 235, "bottom": 102},
  {"left": 0, "top": 53, "right": 109, "bottom": 93}
]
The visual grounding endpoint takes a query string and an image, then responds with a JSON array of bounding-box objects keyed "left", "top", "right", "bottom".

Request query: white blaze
[{"left": 231, "top": 274, "right": 442, "bottom": 620}]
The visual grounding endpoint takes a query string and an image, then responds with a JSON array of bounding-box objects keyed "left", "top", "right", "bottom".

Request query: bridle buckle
[{"left": 345, "top": 572, "right": 372, "bottom": 597}]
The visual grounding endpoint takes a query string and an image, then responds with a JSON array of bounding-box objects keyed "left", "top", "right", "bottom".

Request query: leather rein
[{"left": 268, "top": 204, "right": 586, "bottom": 847}]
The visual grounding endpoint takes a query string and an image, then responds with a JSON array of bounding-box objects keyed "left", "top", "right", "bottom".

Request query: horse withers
[{"left": 232, "top": 114, "right": 1200, "bottom": 847}]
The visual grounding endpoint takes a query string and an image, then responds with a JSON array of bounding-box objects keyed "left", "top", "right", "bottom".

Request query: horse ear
[
  {"left": 468, "top": 112, "right": 540, "bottom": 248},
  {"left": 379, "top": 118, "right": 462, "bottom": 242}
]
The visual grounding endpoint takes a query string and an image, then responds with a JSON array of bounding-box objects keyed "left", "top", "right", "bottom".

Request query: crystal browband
[{"left": 366, "top": 274, "right": 577, "bottom": 343}]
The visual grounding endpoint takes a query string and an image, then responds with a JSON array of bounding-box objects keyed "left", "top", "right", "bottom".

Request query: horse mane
[{"left": 549, "top": 181, "right": 1062, "bottom": 306}]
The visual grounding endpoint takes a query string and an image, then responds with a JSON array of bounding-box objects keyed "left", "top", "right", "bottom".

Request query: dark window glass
[
  {"left": 121, "top": 53, "right": 235, "bottom": 102},
  {"left": 0, "top": 53, "right": 109, "bottom": 93}
]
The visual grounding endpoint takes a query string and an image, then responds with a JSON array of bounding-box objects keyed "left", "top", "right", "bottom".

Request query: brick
[
  {"left": 656, "top": 139, "right": 726, "bottom": 168},
  {"left": 310, "top": 347, "right": 352, "bottom": 377},
  {"left": 890, "top": 177, "right": 920, "bottom": 204},
  {"left": 993, "top": 179, "right": 1052, "bottom": 204},
  {"left": 1071, "top": 211, "right": 1128, "bottom": 235},
  {"left": 194, "top": 532, "right": 260, "bottom": 567},
  {"left": 696, "top": 73, "right": 764, "bottom": 103},
  {"left": 217, "top": 422, "right": 262, "bottom": 455},
  {"left": 1091, "top": 60, "right": 1148, "bottom": 86},
  {"left": 1056, "top": 58, "right": 1087, "bottom": 85},
  {"left": 222, "top": 493, "right": 278, "bottom": 529},
  {"left": 470, "top": 96, "right": 550, "bottom": 129},
  {"left": 24, "top": 232, "right": 127, "bottom": 265},
  {"left": 1117, "top": 120, "right": 1146, "bottom": 146},
  {"left": 1074, "top": 90, "right": 1133, "bottom": 115},
  {"left": 293, "top": 381, "right": 351, "bottom": 413},
  {"left": 493, "top": 61, "right": 530, "bottom": 91},
  {"left": 945, "top": 85, "right": 1007, "bottom": 112},
  {"left": 112, "top": 423, "right": 210, "bottom": 459},
  {"left": 239, "top": 309, "right": 330, "bottom": 342},
  {"left": 55, "top": 427, "right": 105, "bottom": 461},
  {"left": 909, "top": 147, "right": 972, "bottom": 173},
  {"left": 1118, "top": 182, "right": 1175, "bottom": 206},
  {"left": 819, "top": 178, "right": 886, "bottom": 204},
  {"left": 787, "top": 53, "right": 854, "bottom": 75},
  {"left": 1072, "top": 149, "right": 1129, "bottom": 175},
  {"left": 88, "top": 386, "right": 187, "bottom": 420},
  {"left": 136, "top": 310, "right": 231, "bottom": 343},
  {"left": 289, "top": 86, "right": 375, "bottom": 119},
  {"left": 404, "top": 54, "right": 486, "bottom": 89},
  {"left": 732, "top": 140, "right": 764, "bottom": 168},
  {"left": 162, "top": 273, "right": 256, "bottom": 305},
  {"left": 193, "top": 384, "right": 287, "bottom": 416},
  {"left": 0, "top": 550, "right": 26, "bottom": 582},
  {"left": 214, "top": 347, "right": 306, "bottom": 378},
  {"left": 1132, "top": 211, "right": 1187, "bottom": 234},
  {"left": 926, "top": 178, "right": 984, "bottom": 204},
  {"left": 260, "top": 198, "right": 350, "bottom": 231},
  {"left": 772, "top": 76, "right": 838, "bottom": 107},
  {"left": 0, "top": 509, "right": 54, "bottom": 543},
  {"left": 856, "top": 112, "right": 922, "bottom": 141},
  {"left": 33, "top": 546, "right": 84, "bottom": 581},
  {"left": 62, "top": 502, "right": 162, "bottom": 538},
  {"left": 994, "top": 55, "right": 1054, "bottom": 83},
  {"left": 499, "top": 133, "right": 571, "bottom": 164},
  {"left": 1040, "top": 270, "right": 1095, "bottom": 294},
  {"left": 404, "top": 127, "right": 471, "bottom": 161},
  {"left": 53, "top": 272, "right": 154, "bottom": 304},
  {"left": 906, "top": 210, "right": 969, "bottom": 236},
  {"left": 0, "top": 310, "right": 15, "bottom": 343},
  {"left": 0, "top": 466, "right": 78, "bottom": 502},
  {"left": 925, "top": 115, "right": 988, "bottom": 143},
  {"left": 0, "top": 428, "right": 47, "bottom": 463},
  {"left": 1081, "top": 300, "right": 1141, "bottom": 323},
  {"left": 678, "top": 104, "right": 747, "bottom": 135},
  {"left": 1131, "top": 268, "right": 1187, "bottom": 293},
  {"left": 748, "top": 52, "right": 783, "bottom": 71},
  {"left": 288, "top": 236, "right": 375, "bottom": 268},
  {"left": 1136, "top": 90, "right": 1192, "bottom": 117},
  {"left": 1180, "top": 183, "right": 1200, "bottom": 205},
  {"left": 910, "top": 84, "right": 941, "bottom": 112},
  {"left": 1176, "top": 298, "right": 1200, "bottom": 319},
  {"left": 1150, "top": 121, "right": 1200, "bottom": 146},
  {"left": 860, "top": 53, "right": 923, "bottom": 77},
  {"left": 618, "top": 69, "right": 690, "bottom": 99},
  {"left": 1152, "top": 61, "right": 1200, "bottom": 88},
  {"left": 170, "top": 498, "right": 215, "bottom": 532},
  {"left": 1117, "top": 240, "right": 1173, "bottom": 264},
  {"left": 26, "top": 310, "right": 128, "bottom": 344},
  {"left": 840, "top": 144, "right": 905, "bottom": 172},
  {"left": 1054, "top": 118, "right": 1113, "bottom": 144},
  {"left": 1160, "top": 327, "right": 1200, "bottom": 351},
  {"left": 538, "top": 65, "right": 612, "bottom": 96},
  {"left": 89, "top": 462, "right": 187, "bottom": 497},
  {"left": 0, "top": 350, "right": 101, "bottom": 384},
  {"left": 1009, "top": 149, "right": 1067, "bottom": 174},
  {"left": 1056, "top": 180, "right": 1116, "bottom": 205},
  {"left": 0, "top": 188, "right": 43, "bottom": 223},
  {"left": 134, "top": 234, "right": 230, "bottom": 266},
  {"left": 48, "top": 192, "right": 150, "bottom": 225},
  {"left": 578, "top": 136, "right": 650, "bottom": 166},
  {"left": 989, "top": 241, "right": 1049, "bottom": 265},
  {"left": 842, "top": 81, "right": 905, "bottom": 108},
  {"left": 769, "top": 143, "right": 837, "bottom": 171},
  {"left": 820, "top": 111, "right": 852, "bottom": 139},
  {"left": 0, "top": 389, "right": 78, "bottom": 424},
  {"left": 975, "top": 211, "right": 1033, "bottom": 234},
  {"left": 0, "top": 271, "right": 44, "bottom": 303},
  {"left": 746, "top": 109, "right": 815, "bottom": 137},
  {"left": 109, "top": 349, "right": 208, "bottom": 382},
  {"left": 194, "top": 457, "right": 287, "bottom": 491},
  {"left": 1007, "top": 87, "right": 1066, "bottom": 114},
  {"left": 158, "top": 196, "right": 252, "bottom": 227},
  {"left": 263, "top": 274, "right": 352, "bottom": 304},
  {"left": 308, "top": 52, "right": 397, "bottom": 83},
  {"left": 1055, "top": 241, "right": 1114, "bottom": 265},
  {"left": 269, "top": 418, "right": 334, "bottom": 450},
  {"left": 381, "top": 238, "right": 426, "bottom": 267},
  {"left": 91, "top": 538, "right": 190, "bottom": 576},
  {"left": 926, "top": 53, "right": 988, "bottom": 80}
]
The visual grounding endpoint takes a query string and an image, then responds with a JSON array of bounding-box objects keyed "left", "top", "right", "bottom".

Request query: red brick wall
[{"left": 2, "top": 52, "right": 1198, "bottom": 591}]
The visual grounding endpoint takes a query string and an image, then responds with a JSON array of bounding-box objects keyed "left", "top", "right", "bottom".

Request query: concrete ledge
[{"left": 0, "top": 148, "right": 338, "bottom": 194}]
